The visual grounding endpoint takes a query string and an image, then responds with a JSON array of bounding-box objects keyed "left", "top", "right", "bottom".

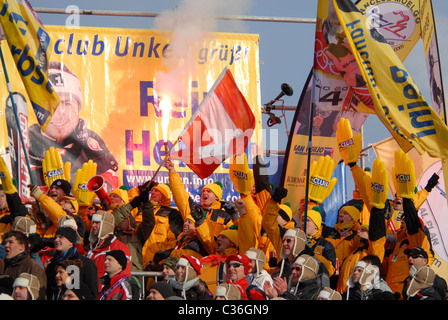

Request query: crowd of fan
[{"left": 0, "top": 118, "right": 446, "bottom": 301}]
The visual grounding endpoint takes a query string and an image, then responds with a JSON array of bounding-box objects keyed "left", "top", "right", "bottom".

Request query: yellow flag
[
  {"left": 0, "top": 0, "right": 59, "bottom": 132},
  {"left": 333, "top": 0, "right": 448, "bottom": 159}
]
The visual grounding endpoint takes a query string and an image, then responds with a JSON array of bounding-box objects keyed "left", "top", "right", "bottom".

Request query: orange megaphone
[{"left": 86, "top": 175, "right": 112, "bottom": 206}]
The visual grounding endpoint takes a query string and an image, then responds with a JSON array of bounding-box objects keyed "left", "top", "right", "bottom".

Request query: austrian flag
[{"left": 170, "top": 66, "right": 256, "bottom": 179}]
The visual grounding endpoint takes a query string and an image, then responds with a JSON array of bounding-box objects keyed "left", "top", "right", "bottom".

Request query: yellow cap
[
  {"left": 302, "top": 207, "right": 322, "bottom": 229},
  {"left": 339, "top": 205, "right": 361, "bottom": 222},
  {"left": 109, "top": 188, "right": 129, "bottom": 203},
  {"left": 59, "top": 196, "right": 79, "bottom": 214},
  {"left": 279, "top": 204, "right": 293, "bottom": 221},
  {"left": 203, "top": 183, "right": 222, "bottom": 200},
  {"left": 219, "top": 228, "right": 239, "bottom": 247},
  {"left": 152, "top": 184, "right": 171, "bottom": 200}
]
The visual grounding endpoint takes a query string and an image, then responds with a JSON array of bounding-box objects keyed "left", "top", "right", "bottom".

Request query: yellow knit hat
[
  {"left": 219, "top": 228, "right": 239, "bottom": 247},
  {"left": 59, "top": 196, "right": 79, "bottom": 214},
  {"left": 109, "top": 188, "right": 129, "bottom": 203},
  {"left": 339, "top": 205, "right": 361, "bottom": 222},
  {"left": 203, "top": 182, "right": 223, "bottom": 200},
  {"left": 279, "top": 204, "right": 293, "bottom": 221}
]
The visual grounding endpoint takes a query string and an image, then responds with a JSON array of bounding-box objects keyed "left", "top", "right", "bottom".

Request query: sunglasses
[
  {"left": 283, "top": 238, "right": 294, "bottom": 244},
  {"left": 292, "top": 267, "right": 302, "bottom": 272},
  {"left": 227, "top": 262, "right": 244, "bottom": 269},
  {"left": 409, "top": 254, "right": 425, "bottom": 259}
]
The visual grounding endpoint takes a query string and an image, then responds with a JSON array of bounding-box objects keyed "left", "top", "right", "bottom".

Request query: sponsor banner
[
  {"left": 420, "top": 0, "right": 446, "bottom": 123},
  {"left": 334, "top": 0, "right": 448, "bottom": 159},
  {"left": 0, "top": 26, "right": 263, "bottom": 201},
  {"left": 0, "top": 0, "right": 60, "bottom": 131},
  {"left": 280, "top": 69, "right": 367, "bottom": 222}
]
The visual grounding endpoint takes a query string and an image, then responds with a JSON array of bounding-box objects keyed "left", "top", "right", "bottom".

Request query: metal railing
[{"left": 131, "top": 271, "right": 163, "bottom": 298}]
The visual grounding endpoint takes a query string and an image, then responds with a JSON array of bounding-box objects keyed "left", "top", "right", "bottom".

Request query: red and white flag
[{"left": 170, "top": 66, "right": 256, "bottom": 179}]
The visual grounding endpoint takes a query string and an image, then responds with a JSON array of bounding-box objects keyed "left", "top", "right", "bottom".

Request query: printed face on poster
[{"left": 0, "top": 26, "right": 263, "bottom": 202}]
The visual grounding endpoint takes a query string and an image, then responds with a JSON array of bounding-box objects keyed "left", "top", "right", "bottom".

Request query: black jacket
[{"left": 45, "top": 246, "right": 98, "bottom": 300}]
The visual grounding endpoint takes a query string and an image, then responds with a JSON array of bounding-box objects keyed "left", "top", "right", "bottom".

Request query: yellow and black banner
[
  {"left": 0, "top": 0, "right": 59, "bottom": 131},
  {"left": 334, "top": 0, "right": 448, "bottom": 159}
]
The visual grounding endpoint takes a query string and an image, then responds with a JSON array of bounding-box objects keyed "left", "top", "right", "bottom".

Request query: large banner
[
  {"left": 334, "top": 0, "right": 448, "bottom": 159},
  {"left": 0, "top": 26, "right": 263, "bottom": 202},
  {"left": 420, "top": 0, "right": 446, "bottom": 123},
  {"left": 280, "top": 68, "right": 368, "bottom": 222},
  {"left": 280, "top": 0, "right": 424, "bottom": 221},
  {"left": 0, "top": 0, "right": 60, "bottom": 132}
]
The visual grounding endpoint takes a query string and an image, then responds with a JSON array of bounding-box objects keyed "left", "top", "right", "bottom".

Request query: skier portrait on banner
[{"left": 27, "top": 61, "right": 119, "bottom": 191}]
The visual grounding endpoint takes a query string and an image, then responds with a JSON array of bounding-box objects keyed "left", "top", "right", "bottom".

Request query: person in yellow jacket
[
  {"left": 323, "top": 204, "right": 363, "bottom": 276},
  {"left": 141, "top": 182, "right": 184, "bottom": 268},
  {"left": 384, "top": 194, "right": 435, "bottom": 298},
  {"left": 199, "top": 227, "right": 240, "bottom": 294},
  {"left": 335, "top": 157, "right": 390, "bottom": 295},
  {"left": 151, "top": 215, "right": 209, "bottom": 265},
  {"left": 261, "top": 189, "right": 296, "bottom": 272},
  {"left": 237, "top": 153, "right": 281, "bottom": 273},
  {"left": 227, "top": 153, "right": 265, "bottom": 256},
  {"left": 0, "top": 160, "right": 30, "bottom": 237},
  {"left": 27, "top": 185, "right": 85, "bottom": 240}
]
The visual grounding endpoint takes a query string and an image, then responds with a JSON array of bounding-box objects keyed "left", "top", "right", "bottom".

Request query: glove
[
  {"left": 139, "top": 180, "right": 158, "bottom": 193},
  {"left": 139, "top": 188, "right": 150, "bottom": 203},
  {"left": 0, "top": 156, "right": 17, "bottom": 194},
  {"left": 271, "top": 187, "right": 288, "bottom": 203},
  {"left": 336, "top": 117, "right": 362, "bottom": 166},
  {"left": 391, "top": 149, "right": 416, "bottom": 200},
  {"left": 424, "top": 173, "right": 439, "bottom": 192},
  {"left": 229, "top": 153, "right": 254, "bottom": 195},
  {"left": 28, "top": 233, "right": 55, "bottom": 252},
  {"left": 253, "top": 155, "right": 271, "bottom": 193},
  {"left": 130, "top": 195, "right": 142, "bottom": 208},
  {"left": 42, "top": 147, "right": 71, "bottom": 188},
  {"left": 308, "top": 155, "right": 338, "bottom": 203},
  {"left": 190, "top": 203, "right": 205, "bottom": 224},
  {"left": 221, "top": 200, "right": 240, "bottom": 220},
  {"left": 72, "top": 160, "right": 97, "bottom": 205},
  {"left": 364, "top": 158, "right": 389, "bottom": 209}
]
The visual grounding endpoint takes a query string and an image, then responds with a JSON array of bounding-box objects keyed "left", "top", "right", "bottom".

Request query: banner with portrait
[{"left": 0, "top": 26, "right": 263, "bottom": 202}]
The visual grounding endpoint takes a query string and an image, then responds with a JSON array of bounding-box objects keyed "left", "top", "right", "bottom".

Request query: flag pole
[
  {"left": 141, "top": 139, "right": 179, "bottom": 190},
  {"left": 0, "top": 44, "right": 35, "bottom": 186}
]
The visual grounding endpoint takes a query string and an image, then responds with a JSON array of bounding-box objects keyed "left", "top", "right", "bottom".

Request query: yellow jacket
[
  {"left": 168, "top": 171, "right": 236, "bottom": 250},
  {"left": 237, "top": 194, "right": 263, "bottom": 254},
  {"left": 0, "top": 208, "right": 12, "bottom": 236},
  {"left": 384, "top": 198, "right": 434, "bottom": 298},
  {"left": 325, "top": 222, "right": 361, "bottom": 272},
  {"left": 336, "top": 206, "right": 387, "bottom": 294},
  {"left": 33, "top": 193, "right": 68, "bottom": 238},
  {"left": 261, "top": 199, "right": 296, "bottom": 260}
]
